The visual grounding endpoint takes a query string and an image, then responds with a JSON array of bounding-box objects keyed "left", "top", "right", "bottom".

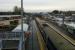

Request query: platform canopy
[{"left": 12, "top": 23, "right": 29, "bottom": 32}]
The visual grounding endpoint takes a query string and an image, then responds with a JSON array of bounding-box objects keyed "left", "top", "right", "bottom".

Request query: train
[{"left": 35, "top": 18, "right": 57, "bottom": 50}]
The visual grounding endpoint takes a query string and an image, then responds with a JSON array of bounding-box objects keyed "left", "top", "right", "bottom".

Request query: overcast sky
[{"left": 0, "top": 0, "right": 75, "bottom": 12}]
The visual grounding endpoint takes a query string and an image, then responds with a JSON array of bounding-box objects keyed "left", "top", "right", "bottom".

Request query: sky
[{"left": 0, "top": 0, "right": 75, "bottom": 12}]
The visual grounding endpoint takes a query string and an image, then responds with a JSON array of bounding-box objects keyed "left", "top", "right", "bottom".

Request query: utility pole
[
  {"left": 21, "top": 0, "right": 24, "bottom": 50},
  {"left": 21, "top": 0, "right": 23, "bottom": 33},
  {"left": 18, "top": 0, "right": 24, "bottom": 50},
  {"left": 21, "top": 0, "right": 23, "bottom": 34}
]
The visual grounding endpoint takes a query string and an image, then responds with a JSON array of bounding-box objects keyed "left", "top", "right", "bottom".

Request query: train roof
[{"left": 12, "top": 23, "right": 29, "bottom": 32}]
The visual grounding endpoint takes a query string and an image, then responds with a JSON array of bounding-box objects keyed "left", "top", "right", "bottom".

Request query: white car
[
  {"left": 55, "top": 18, "right": 63, "bottom": 26},
  {"left": 65, "top": 22, "right": 75, "bottom": 34}
]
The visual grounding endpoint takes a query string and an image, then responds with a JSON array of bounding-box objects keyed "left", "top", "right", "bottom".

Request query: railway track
[{"left": 32, "top": 20, "right": 47, "bottom": 50}]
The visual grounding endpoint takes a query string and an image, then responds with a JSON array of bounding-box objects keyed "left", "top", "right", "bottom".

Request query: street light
[
  {"left": 21, "top": 0, "right": 24, "bottom": 50},
  {"left": 18, "top": 0, "right": 24, "bottom": 50},
  {"left": 21, "top": 0, "right": 23, "bottom": 34}
]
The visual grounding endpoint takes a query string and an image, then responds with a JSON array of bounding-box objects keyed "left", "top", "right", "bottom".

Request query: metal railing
[{"left": 0, "top": 32, "right": 22, "bottom": 40}]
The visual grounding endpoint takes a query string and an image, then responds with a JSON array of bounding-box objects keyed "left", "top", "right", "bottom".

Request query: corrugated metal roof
[{"left": 12, "top": 23, "right": 29, "bottom": 32}]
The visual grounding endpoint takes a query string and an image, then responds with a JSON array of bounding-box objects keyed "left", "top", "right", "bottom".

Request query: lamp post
[
  {"left": 21, "top": 0, "right": 24, "bottom": 50},
  {"left": 21, "top": 0, "right": 23, "bottom": 34}
]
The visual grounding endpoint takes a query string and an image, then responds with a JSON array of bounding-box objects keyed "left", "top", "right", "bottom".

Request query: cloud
[{"left": 0, "top": 0, "right": 75, "bottom": 12}]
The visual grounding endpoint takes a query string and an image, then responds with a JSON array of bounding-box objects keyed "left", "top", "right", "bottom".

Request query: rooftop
[
  {"left": 12, "top": 23, "right": 29, "bottom": 32},
  {"left": 0, "top": 15, "right": 21, "bottom": 18}
]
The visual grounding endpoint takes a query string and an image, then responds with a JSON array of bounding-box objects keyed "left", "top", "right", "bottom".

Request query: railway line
[
  {"left": 32, "top": 20, "right": 48, "bottom": 50},
  {"left": 35, "top": 17, "right": 75, "bottom": 50},
  {"left": 25, "top": 20, "right": 47, "bottom": 50}
]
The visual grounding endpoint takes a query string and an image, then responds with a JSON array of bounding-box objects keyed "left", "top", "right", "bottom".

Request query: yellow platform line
[{"left": 37, "top": 32, "right": 46, "bottom": 50}]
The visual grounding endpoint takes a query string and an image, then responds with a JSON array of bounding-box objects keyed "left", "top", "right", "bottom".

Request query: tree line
[
  {"left": 50, "top": 10, "right": 75, "bottom": 16},
  {"left": 0, "top": 6, "right": 75, "bottom": 16},
  {"left": 0, "top": 6, "right": 24, "bottom": 15}
]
